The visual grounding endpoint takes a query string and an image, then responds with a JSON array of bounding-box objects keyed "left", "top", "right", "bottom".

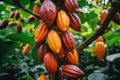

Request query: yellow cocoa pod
[
  {"left": 48, "top": 30, "right": 62, "bottom": 53},
  {"left": 22, "top": 44, "right": 31, "bottom": 55},
  {"left": 37, "top": 74, "right": 47, "bottom": 80},
  {"left": 94, "top": 42, "right": 105, "bottom": 61},
  {"left": 57, "top": 10, "right": 69, "bottom": 32}
]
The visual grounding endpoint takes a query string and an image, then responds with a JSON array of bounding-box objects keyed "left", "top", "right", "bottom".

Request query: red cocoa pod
[
  {"left": 34, "top": 22, "right": 49, "bottom": 43},
  {"left": 38, "top": 44, "right": 47, "bottom": 63},
  {"left": 0, "top": 20, "right": 9, "bottom": 29},
  {"left": 62, "top": 65, "right": 84, "bottom": 79},
  {"left": 68, "top": 12, "right": 82, "bottom": 32},
  {"left": 60, "top": 30, "right": 75, "bottom": 51},
  {"left": 10, "top": 12, "right": 15, "bottom": 18},
  {"left": 66, "top": 49, "right": 78, "bottom": 64},
  {"left": 40, "top": 0, "right": 57, "bottom": 27},
  {"left": 16, "top": 24, "right": 22, "bottom": 33},
  {"left": 64, "top": 0, "right": 78, "bottom": 13},
  {"left": 112, "top": 12, "right": 120, "bottom": 25},
  {"left": 44, "top": 52, "right": 58, "bottom": 74},
  {"left": 58, "top": 47, "right": 65, "bottom": 59}
]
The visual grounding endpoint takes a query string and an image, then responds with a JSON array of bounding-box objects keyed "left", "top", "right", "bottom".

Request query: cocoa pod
[
  {"left": 68, "top": 12, "right": 82, "bottom": 32},
  {"left": 37, "top": 74, "right": 47, "bottom": 80},
  {"left": 66, "top": 49, "right": 78, "bottom": 64},
  {"left": 34, "top": 22, "right": 49, "bottom": 43},
  {"left": 55, "top": 68, "right": 63, "bottom": 80},
  {"left": 112, "top": 12, "right": 120, "bottom": 25},
  {"left": 57, "top": 10, "right": 69, "bottom": 32},
  {"left": 60, "top": 30, "right": 75, "bottom": 51},
  {"left": 14, "top": 11, "right": 20, "bottom": 20},
  {"left": 28, "top": 15, "right": 35, "bottom": 22},
  {"left": 100, "top": 9, "right": 108, "bottom": 24},
  {"left": 10, "top": 12, "right": 15, "bottom": 18},
  {"left": 58, "top": 47, "right": 65, "bottom": 59},
  {"left": 64, "top": 0, "right": 78, "bottom": 13},
  {"left": 16, "top": 24, "right": 22, "bottom": 33},
  {"left": 48, "top": 30, "right": 62, "bottom": 53},
  {"left": 95, "top": 36, "right": 104, "bottom": 43},
  {"left": 40, "top": 0, "right": 57, "bottom": 27},
  {"left": 0, "top": 20, "right": 9, "bottom": 29},
  {"left": 33, "top": 4, "right": 41, "bottom": 21},
  {"left": 22, "top": 44, "right": 31, "bottom": 55},
  {"left": 94, "top": 42, "right": 105, "bottom": 61},
  {"left": 44, "top": 52, "right": 58, "bottom": 74},
  {"left": 38, "top": 44, "right": 47, "bottom": 63},
  {"left": 62, "top": 65, "right": 84, "bottom": 79},
  {"left": 8, "top": 21, "right": 18, "bottom": 26}
]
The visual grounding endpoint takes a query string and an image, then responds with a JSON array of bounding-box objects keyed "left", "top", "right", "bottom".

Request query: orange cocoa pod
[
  {"left": 48, "top": 30, "right": 62, "bottom": 53},
  {"left": 94, "top": 42, "right": 105, "bottom": 61},
  {"left": 62, "top": 65, "right": 84, "bottom": 79},
  {"left": 22, "top": 44, "right": 31, "bottom": 55},
  {"left": 16, "top": 24, "right": 22, "bottom": 33},
  {"left": 33, "top": 4, "right": 40, "bottom": 21},
  {"left": 44, "top": 52, "right": 58, "bottom": 74},
  {"left": 37, "top": 74, "right": 47, "bottom": 80},
  {"left": 66, "top": 49, "right": 78, "bottom": 64},
  {"left": 34, "top": 22, "right": 49, "bottom": 43},
  {"left": 57, "top": 10, "right": 69, "bottom": 32},
  {"left": 100, "top": 9, "right": 108, "bottom": 24},
  {"left": 95, "top": 36, "right": 104, "bottom": 42}
]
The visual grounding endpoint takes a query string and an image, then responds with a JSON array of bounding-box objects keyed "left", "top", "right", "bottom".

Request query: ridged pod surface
[
  {"left": 34, "top": 22, "right": 49, "bottom": 43},
  {"left": 48, "top": 30, "right": 62, "bottom": 53},
  {"left": 38, "top": 44, "right": 47, "bottom": 63},
  {"left": 57, "top": 10, "right": 69, "bottom": 32},
  {"left": 62, "top": 65, "right": 84, "bottom": 79},
  {"left": 40, "top": 0, "right": 57, "bottom": 27},
  {"left": 44, "top": 53, "right": 58, "bottom": 74},
  {"left": 94, "top": 42, "right": 105, "bottom": 61},
  {"left": 64, "top": 0, "right": 78, "bottom": 13},
  {"left": 22, "top": 44, "right": 31, "bottom": 55},
  {"left": 68, "top": 12, "right": 81, "bottom": 32},
  {"left": 66, "top": 49, "right": 78, "bottom": 64},
  {"left": 37, "top": 74, "right": 47, "bottom": 80},
  {"left": 60, "top": 30, "right": 75, "bottom": 51}
]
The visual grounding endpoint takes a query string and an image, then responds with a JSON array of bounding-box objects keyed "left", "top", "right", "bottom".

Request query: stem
[
  {"left": 77, "top": 6, "right": 118, "bottom": 52},
  {"left": 12, "top": 0, "right": 40, "bottom": 19}
]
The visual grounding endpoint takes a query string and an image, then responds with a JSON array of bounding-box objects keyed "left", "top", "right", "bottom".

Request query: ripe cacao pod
[
  {"left": 64, "top": 0, "right": 78, "bottom": 13},
  {"left": 14, "top": 11, "right": 20, "bottom": 20},
  {"left": 34, "top": 22, "right": 49, "bottom": 43},
  {"left": 40, "top": 0, "right": 57, "bottom": 27},
  {"left": 112, "top": 12, "right": 120, "bottom": 25},
  {"left": 94, "top": 42, "right": 105, "bottom": 61},
  {"left": 57, "top": 10, "right": 70, "bottom": 32},
  {"left": 22, "top": 44, "right": 31, "bottom": 55},
  {"left": 0, "top": 20, "right": 9, "bottom": 29},
  {"left": 100, "top": 9, "right": 108, "bottom": 24},
  {"left": 95, "top": 36, "right": 104, "bottom": 43},
  {"left": 16, "top": 24, "right": 22, "bottom": 33},
  {"left": 68, "top": 12, "right": 82, "bottom": 32},
  {"left": 37, "top": 74, "right": 47, "bottom": 80},
  {"left": 60, "top": 30, "right": 75, "bottom": 51},
  {"left": 44, "top": 52, "right": 58, "bottom": 74},
  {"left": 48, "top": 30, "right": 62, "bottom": 53},
  {"left": 38, "top": 44, "right": 47, "bottom": 63},
  {"left": 62, "top": 65, "right": 84, "bottom": 79},
  {"left": 66, "top": 49, "right": 78, "bottom": 64},
  {"left": 33, "top": 4, "right": 41, "bottom": 21}
]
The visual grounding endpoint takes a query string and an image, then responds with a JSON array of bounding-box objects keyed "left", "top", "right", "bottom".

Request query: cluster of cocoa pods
[{"left": 33, "top": 0, "right": 84, "bottom": 79}]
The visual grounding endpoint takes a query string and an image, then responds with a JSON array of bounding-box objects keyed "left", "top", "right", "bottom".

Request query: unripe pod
[
  {"left": 57, "top": 10, "right": 70, "bottom": 32},
  {"left": 34, "top": 22, "right": 49, "bottom": 43},
  {"left": 40, "top": 0, "right": 57, "bottom": 27},
  {"left": 14, "top": 11, "right": 20, "bottom": 20},
  {"left": 64, "top": 0, "right": 78, "bottom": 13},
  {"left": 8, "top": 21, "right": 18, "bottom": 26},
  {"left": 0, "top": 20, "right": 9, "bottom": 29},
  {"left": 94, "top": 42, "right": 105, "bottom": 61},
  {"left": 48, "top": 30, "right": 62, "bottom": 53},
  {"left": 37, "top": 74, "right": 47, "bottom": 80},
  {"left": 44, "top": 53, "right": 58, "bottom": 74},
  {"left": 68, "top": 12, "right": 82, "bottom": 32},
  {"left": 62, "top": 65, "right": 84, "bottom": 79},
  {"left": 60, "top": 30, "right": 75, "bottom": 51},
  {"left": 38, "top": 44, "right": 47, "bottom": 63},
  {"left": 66, "top": 49, "right": 78, "bottom": 64},
  {"left": 22, "top": 44, "right": 31, "bottom": 55},
  {"left": 100, "top": 9, "right": 108, "bottom": 24},
  {"left": 16, "top": 24, "right": 22, "bottom": 33},
  {"left": 112, "top": 12, "right": 120, "bottom": 25}
]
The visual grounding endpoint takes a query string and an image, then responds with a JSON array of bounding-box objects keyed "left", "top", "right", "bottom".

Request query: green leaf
[
  {"left": 31, "top": 46, "right": 38, "bottom": 60},
  {"left": 5, "top": 33, "right": 34, "bottom": 46},
  {"left": 0, "top": 0, "right": 13, "bottom": 5}
]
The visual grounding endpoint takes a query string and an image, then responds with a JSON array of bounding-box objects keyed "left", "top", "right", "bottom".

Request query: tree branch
[
  {"left": 77, "top": 1, "right": 119, "bottom": 52},
  {"left": 12, "top": 0, "right": 40, "bottom": 19}
]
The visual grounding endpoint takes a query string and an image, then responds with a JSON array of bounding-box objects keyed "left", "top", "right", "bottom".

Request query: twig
[
  {"left": 76, "top": 2, "right": 118, "bottom": 52},
  {"left": 12, "top": 0, "right": 40, "bottom": 19}
]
